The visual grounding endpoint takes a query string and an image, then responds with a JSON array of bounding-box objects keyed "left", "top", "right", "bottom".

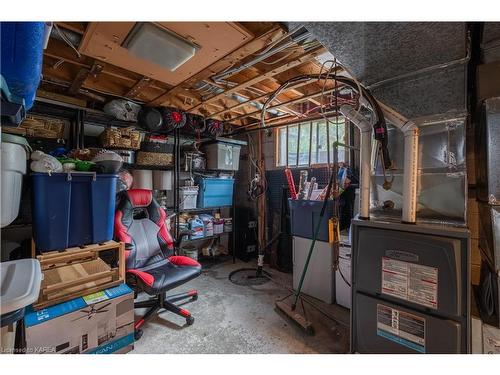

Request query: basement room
[{"left": 1, "top": 1, "right": 500, "bottom": 373}]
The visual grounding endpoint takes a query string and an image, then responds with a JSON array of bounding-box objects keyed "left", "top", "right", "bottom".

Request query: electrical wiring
[
  {"left": 257, "top": 39, "right": 320, "bottom": 66},
  {"left": 249, "top": 27, "right": 305, "bottom": 57},
  {"left": 260, "top": 72, "right": 385, "bottom": 133},
  {"left": 246, "top": 133, "right": 266, "bottom": 201},
  {"left": 42, "top": 78, "right": 147, "bottom": 105},
  {"left": 52, "top": 59, "right": 65, "bottom": 70},
  {"left": 212, "top": 28, "right": 311, "bottom": 84},
  {"left": 53, "top": 24, "right": 81, "bottom": 58}
]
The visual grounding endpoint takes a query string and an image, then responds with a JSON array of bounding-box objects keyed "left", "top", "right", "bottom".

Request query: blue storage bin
[
  {"left": 0, "top": 22, "right": 47, "bottom": 110},
  {"left": 288, "top": 199, "right": 334, "bottom": 242},
  {"left": 32, "top": 172, "right": 118, "bottom": 252},
  {"left": 196, "top": 177, "right": 234, "bottom": 208}
]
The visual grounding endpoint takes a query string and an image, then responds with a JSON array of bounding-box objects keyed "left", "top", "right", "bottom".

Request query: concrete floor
[{"left": 133, "top": 257, "right": 350, "bottom": 354}]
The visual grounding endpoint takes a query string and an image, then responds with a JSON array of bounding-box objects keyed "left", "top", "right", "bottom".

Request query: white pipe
[
  {"left": 340, "top": 105, "right": 372, "bottom": 220},
  {"left": 377, "top": 102, "right": 419, "bottom": 224}
]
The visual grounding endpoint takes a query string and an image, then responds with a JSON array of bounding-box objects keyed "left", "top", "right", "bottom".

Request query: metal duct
[
  {"left": 371, "top": 112, "right": 468, "bottom": 224},
  {"left": 50, "top": 24, "right": 82, "bottom": 47},
  {"left": 340, "top": 105, "right": 372, "bottom": 220},
  {"left": 477, "top": 97, "right": 500, "bottom": 205},
  {"left": 295, "top": 22, "right": 469, "bottom": 223},
  {"left": 377, "top": 101, "right": 419, "bottom": 224}
]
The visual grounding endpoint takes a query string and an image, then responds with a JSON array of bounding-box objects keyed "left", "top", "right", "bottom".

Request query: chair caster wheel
[
  {"left": 134, "top": 329, "right": 143, "bottom": 341},
  {"left": 191, "top": 294, "right": 198, "bottom": 301},
  {"left": 186, "top": 316, "right": 195, "bottom": 326}
]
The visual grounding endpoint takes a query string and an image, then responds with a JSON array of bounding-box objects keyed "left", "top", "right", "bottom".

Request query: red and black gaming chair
[{"left": 114, "top": 189, "right": 201, "bottom": 340}]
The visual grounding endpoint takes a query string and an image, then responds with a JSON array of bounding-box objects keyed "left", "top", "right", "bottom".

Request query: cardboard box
[
  {"left": 483, "top": 323, "right": 500, "bottom": 354},
  {"left": 25, "top": 284, "right": 134, "bottom": 354}
]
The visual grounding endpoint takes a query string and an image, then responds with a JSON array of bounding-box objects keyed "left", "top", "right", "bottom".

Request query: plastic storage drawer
[
  {"left": 203, "top": 142, "right": 241, "bottom": 171},
  {"left": 288, "top": 199, "right": 334, "bottom": 242},
  {"left": 32, "top": 172, "right": 117, "bottom": 252},
  {"left": 197, "top": 177, "right": 234, "bottom": 208}
]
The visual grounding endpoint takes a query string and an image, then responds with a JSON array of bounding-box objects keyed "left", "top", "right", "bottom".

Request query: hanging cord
[
  {"left": 246, "top": 133, "right": 266, "bottom": 201},
  {"left": 53, "top": 24, "right": 81, "bottom": 58},
  {"left": 378, "top": 142, "right": 394, "bottom": 190}
]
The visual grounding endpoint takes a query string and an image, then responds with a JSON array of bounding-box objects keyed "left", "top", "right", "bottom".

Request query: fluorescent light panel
[{"left": 123, "top": 23, "right": 198, "bottom": 71}]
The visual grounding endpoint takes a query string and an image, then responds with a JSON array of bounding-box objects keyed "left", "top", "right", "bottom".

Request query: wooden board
[{"left": 32, "top": 240, "right": 125, "bottom": 310}]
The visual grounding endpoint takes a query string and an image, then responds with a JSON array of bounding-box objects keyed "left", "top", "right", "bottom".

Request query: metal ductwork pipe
[
  {"left": 340, "top": 105, "right": 372, "bottom": 220},
  {"left": 378, "top": 101, "right": 419, "bottom": 224}
]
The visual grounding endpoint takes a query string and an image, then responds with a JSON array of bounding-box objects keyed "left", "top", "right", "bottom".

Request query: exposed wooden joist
[
  {"left": 229, "top": 86, "right": 340, "bottom": 123},
  {"left": 56, "top": 22, "right": 86, "bottom": 35},
  {"left": 210, "top": 79, "right": 325, "bottom": 119},
  {"left": 68, "top": 61, "right": 104, "bottom": 95},
  {"left": 188, "top": 46, "right": 325, "bottom": 113},
  {"left": 124, "top": 76, "right": 151, "bottom": 99}
]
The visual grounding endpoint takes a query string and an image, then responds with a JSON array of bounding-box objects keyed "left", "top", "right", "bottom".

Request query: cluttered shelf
[
  {"left": 122, "top": 163, "right": 173, "bottom": 171},
  {"left": 184, "top": 232, "right": 229, "bottom": 242},
  {"left": 171, "top": 206, "right": 232, "bottom": 214}
]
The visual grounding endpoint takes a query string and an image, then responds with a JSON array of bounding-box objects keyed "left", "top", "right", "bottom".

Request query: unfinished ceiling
[{"left": 40, "top": 22, "right": 343, "bottom": 127}]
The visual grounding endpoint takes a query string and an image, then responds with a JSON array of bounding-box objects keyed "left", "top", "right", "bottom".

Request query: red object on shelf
[{"left": 285, "top": 167, "right": 297, "bottom": 200}]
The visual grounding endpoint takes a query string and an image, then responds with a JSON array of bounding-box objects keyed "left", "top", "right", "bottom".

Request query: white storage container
[
  {"left": 179, "top": 186, "right": 199, "bottom": 210},
  {"left": 1, "top": 259, "right": 42, "bottom": 353},
  {"left": 1, "top": 135, "right": 28, "bottom": 228},
  {"left": 213, "top": 219, "right": 224, "bottom": 234},
  {"left": 293, "top": 236, "right": 334, "bottom": 304},
  {"left": 153, "top": 170, "right": 172, "bottom": 190},
  {"left": 204, "top": 142, "right": 241, "bottom": 171},
  {"left": 131, "top": 169, "right": 153, "bottom": 190}
]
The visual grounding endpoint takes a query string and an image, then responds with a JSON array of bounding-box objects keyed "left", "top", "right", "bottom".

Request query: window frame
[{"left": 275, "top": 118, "right": 348, "bottom": 168}]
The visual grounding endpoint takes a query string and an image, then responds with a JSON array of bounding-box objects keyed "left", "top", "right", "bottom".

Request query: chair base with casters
[
  {"left": 114, "top": 189, "right": 202, "bottom": 340},
  {"left": 133, "top": 289, "right": 198, "bottom": 340}
]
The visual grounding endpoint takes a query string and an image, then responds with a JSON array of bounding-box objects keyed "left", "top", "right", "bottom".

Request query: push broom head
[{"left": 275, "top": 300, "right": 314, "bottom": 335}]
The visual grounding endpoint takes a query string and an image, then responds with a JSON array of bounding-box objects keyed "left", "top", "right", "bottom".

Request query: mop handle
[{"left": 292, "top": 169, "right": 335, "bottom": 309}]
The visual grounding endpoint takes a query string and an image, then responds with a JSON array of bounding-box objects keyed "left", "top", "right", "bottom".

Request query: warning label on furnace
[
  {"left": 381, "top": 257, "right": 438, "bottom": 309},
  {"left": 376, "top": 304, "right": 426, "bottom": 353}
]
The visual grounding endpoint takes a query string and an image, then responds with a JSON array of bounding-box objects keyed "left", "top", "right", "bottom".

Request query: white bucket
[
  {"left": 1, "top": 139, "right": 27, "bottom": 228},
  {"left": 131, "top": 169, "right": 153, "bottom": 190},
  {"left": 153, "top": 170, "right": 172, "bottom": 190}
]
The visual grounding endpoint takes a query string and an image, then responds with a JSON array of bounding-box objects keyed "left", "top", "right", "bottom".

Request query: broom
[{"left": 275, "top": 167, "right": 336, "bottom": 334}]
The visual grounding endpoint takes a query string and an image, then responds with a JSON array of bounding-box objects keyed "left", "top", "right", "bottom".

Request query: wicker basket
[
  {"left": 3, "top": 115, "right": 65, "bottom": 139},
  {"left": 136, "top": 151, "right": 173, "bottom": 167},
  {"left": 99, "top": 127, "right": 141, "bottom": 150}
]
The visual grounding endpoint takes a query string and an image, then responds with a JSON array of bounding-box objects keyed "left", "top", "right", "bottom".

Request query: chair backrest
[{"left": 114, "top": 189, "right": 174, "bottom": 269}]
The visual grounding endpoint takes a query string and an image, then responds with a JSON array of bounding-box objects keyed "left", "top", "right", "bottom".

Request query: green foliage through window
[{"left": 277, "top": 118, "right": 347, "bottom": 167}]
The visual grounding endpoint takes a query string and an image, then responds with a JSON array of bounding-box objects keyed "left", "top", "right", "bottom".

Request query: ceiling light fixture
[{"left": 123, "top": 23, "right": 198, "bottom": 71}]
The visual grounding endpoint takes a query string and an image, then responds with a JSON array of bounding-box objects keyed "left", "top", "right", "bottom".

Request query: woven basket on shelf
[
  {"left": 3, "top": 115, "right": 65, "bottom": 139},
  {"left": 99, "top": 127, "right": 141, "bottom": 150},
  {"left": 136, "top": 151, "right": 173, "bottom": 167}
]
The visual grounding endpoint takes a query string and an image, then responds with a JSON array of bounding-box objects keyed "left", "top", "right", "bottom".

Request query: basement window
[{"left": 276, "top": 118, "right": 346, "bottom": 167}]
